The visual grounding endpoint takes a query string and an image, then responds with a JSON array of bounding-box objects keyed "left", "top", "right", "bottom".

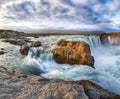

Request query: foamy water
[{"left": 0, "top": 35, "right": 120, "bottom": 95}]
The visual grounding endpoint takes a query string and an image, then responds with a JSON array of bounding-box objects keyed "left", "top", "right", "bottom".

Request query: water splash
[{"left": 21, "top": 45, "right": 120, "bottom": 95}]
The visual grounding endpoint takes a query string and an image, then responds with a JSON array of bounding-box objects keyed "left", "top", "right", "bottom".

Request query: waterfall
[
  {"left": 19, "top": 35, "right": 120, "bottom": 95},
  {"left": 80, "top": 36, "right": 102, "bottom": 49},
  {"left": 108, "top": 36, "right": 120, "bottom": 45},
  {"left": 68, "top": 36, "right": 102, "bottom": 50}
]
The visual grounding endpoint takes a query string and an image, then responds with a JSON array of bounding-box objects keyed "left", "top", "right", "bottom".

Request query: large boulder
[
  {"left": 53, "top": 40, "right": 94, "bottom": 67},
  {"left": 19, "top": 44, "right": 30, "bottom": 55},
  {"left": 100, "top": 34, "right": 110, "bottom": 45},
  {"left": 30, "top": 41, "right": 42, "bottom": 47}
]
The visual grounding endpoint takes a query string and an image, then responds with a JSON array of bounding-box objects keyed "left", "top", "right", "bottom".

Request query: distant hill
[
  {"left": 26, "top": 29, "right": 106, "bottom": 35},
  {"left": 0, "top": 29, "right": 120, "bottom": 39}
]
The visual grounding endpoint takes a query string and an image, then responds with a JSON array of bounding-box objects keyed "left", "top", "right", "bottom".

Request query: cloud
[{"left": 0, "top": 0, "right": 120, "bottom": 31}]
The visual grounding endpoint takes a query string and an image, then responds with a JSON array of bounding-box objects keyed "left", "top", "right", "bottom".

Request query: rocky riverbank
[{"left": 0, "top": 66, "right": 120, "bottom": 99}]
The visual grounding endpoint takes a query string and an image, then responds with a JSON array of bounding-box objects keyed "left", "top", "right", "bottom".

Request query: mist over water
[{"left": 1, "top": 35, "right": 120, "bottom": 95}]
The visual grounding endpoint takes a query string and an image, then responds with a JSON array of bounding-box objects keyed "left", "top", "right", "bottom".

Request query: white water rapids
[{"left": 0, "top": 35, "right": 120, "bottom": 95}]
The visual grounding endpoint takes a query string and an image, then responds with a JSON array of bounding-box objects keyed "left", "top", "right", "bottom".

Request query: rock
[
  {"left": 1, "top": 48, "right": 4, "bottom": 50},
  {"left": 0, "top": 66, "right": 120, "bottom": 99},
  {"left": 57, "top": 39, "right": 69, "bottom": 46},
  {"left": 30, "top": 41, "right": 42, "bottom": 47},
  {"left": 53, "top": 40, "right": 94, "bottom": 67},
  {"left": 0, "top": 51, "right": 4, "bottom": 55},
  {"left": 2, "top": 38, "right": 30, "bottom": 45},
  {"left": 100, "top": 33, "right": 120, "bottom": 45},
  {"left": 19, "top": 44, "right": 30, "bottom": 55},
  {"left": 100, "top": 34, "right": 110, "bottom": 45},
  {"left": 0, "top": 29, "right": 25, "bottom": 39},
  {"left": 81, "top": 80, "right": 120, "bottom": 99}
]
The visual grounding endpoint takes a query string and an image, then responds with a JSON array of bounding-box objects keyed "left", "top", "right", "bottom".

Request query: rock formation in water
[
  {"left": 2, "top": 37, "right": 32, "bottom": 45},
  {"left": 0, "top": 66, "right": 120, "bottom": 99},
  {"left": 30, "top": 41, "right": 42, "bottom": 47},
  {"left": 20, "top": 44, "right": 30, "bottom": 55},
  {"left": 19, "top": 41, "right": 42, "bottom": 55},
  {"left": 53, "top": 40, "right": 94, "bottom": 67},
  {"left": 98, "top": 33, "right": 120, "bottom": 45},
  {"left": 0, "top": 51, "right": 4, "bottom": 55}
]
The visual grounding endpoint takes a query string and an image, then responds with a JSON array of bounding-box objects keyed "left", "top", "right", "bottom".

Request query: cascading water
[
  {"left": 6, "top": 35, "right": 120, "bottom": 95},
  {"left": 19, "top": 36, "right": 120, "bottom": 94}
]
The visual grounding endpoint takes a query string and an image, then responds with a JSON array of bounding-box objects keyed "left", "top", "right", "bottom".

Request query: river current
[{"left": 0, "top": 35, "right": 120, "bottom": 94}]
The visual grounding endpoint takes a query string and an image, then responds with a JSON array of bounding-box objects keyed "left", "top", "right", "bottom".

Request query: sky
[{"left": 0, "top": 0, "right": 120, "bottom": 32}]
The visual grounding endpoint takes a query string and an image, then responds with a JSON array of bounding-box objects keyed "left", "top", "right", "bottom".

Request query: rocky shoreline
[{"left": 0, "top": 66, "right": 120, "bottom": 99}]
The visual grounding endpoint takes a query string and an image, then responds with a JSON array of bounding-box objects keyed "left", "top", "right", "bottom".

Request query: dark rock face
[
  {"left": 100, "top": 34, "right": 110, "bottom": 45},
  {"left": 2, "top": 38, "right": 31, "bottom": 45},
  {"left": 30, "top": 41, "right": 42, "bottom": 47},
  {"left": 0, "top": 51, "right": 4, "bottom": 55},
  {"left": 19, "top": 44, "right": 30, "bottom": 55},
  {"left": 0, "top": 66, "right": 119, "bottom": 99},
  {"left": 1, "top": 48, "right": 4, "bottom": 50},
  {"left": 53, "top": 40, "right": 94, "bottom": 67},
  {"left": 100, "top": 33, "right": 120, "bottom": 45}
]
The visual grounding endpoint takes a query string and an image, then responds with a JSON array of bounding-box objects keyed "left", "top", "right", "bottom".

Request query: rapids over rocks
[{"left": 1, "top": 35, "right": 120, "bottom": 95}]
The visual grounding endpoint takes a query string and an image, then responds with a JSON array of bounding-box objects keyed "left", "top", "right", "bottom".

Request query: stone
[
  {"left": 30, "top": 41, "right": 42, "bottom": 47},
  {"left": 0, "top": 51, "right": 4, "bottom": 55},
  {"left": 19, "top": 44, "right": 30, "bottom": 55},
  {"left": 53, "top": 40, "right": 94, "bottom": 67},
  {"left": 0, "top": 66, "right": 119, "bottom": 99}
]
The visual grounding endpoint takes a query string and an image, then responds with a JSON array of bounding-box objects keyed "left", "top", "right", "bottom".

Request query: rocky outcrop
[
  {"left": 107, "top": 34, "right": 120, "bottom": 45},
  {"left": 30, "top": 41, "right": 42, "bottom": 47},
  {"left": 53, "top": 40, "right": 94, "bottom": 67},
  {"left": 0, "top": 51, "right": 4, "bottom": 55},
  {"left": 19, "top": 41, "right": 42, "bottom": 56},
  {"left": 99, "top": 33, "right": 120, "bottom": 45},
  {"left": 2, "top": 38, "right": 31, "bottom": 45},
  {"left": 100, "top": 34, "right": 110, "bottom": 45},
  {"left": 0, "top": 29, "right": 25, "bottom": 38},
  {"left": 19, "top": 44, "right": 30, "bottom": 55},
  {"left": 0, "top": 66, "right": 119, "bottom": 99}
]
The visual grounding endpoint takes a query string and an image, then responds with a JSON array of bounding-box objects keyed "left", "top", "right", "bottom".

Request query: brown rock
[
  {"left": 81, "top": 80, "right": 120, "bottom": 99},
  {"left": 0, "top": 66, "right": 119, "bottom": 99},
  {"left": 30, "top": 41, "right": 42, "bottom": 47},
  {"left": 19, "top": 44, "right": 30, "bottom": 55},
  {"left": 57, "top": 39, "right": 69, "bottom": 46},
  {"left": 53, "top": 40, "right": 94, "bottom": 67}
]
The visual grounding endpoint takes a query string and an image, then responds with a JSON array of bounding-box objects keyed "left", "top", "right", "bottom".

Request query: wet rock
[
  {"left": 0, "top": 66, "right": 119, "bottom": 99},
  {"left": 100, "top": 34, "right": 110, "bottom": 45},
  {"left": 19, "top": 44, "right": 30, "bottom": 55},
  {"left": 81, "top": 80, "right": 120, "bottom": 99},
  {"left": 2, "top": 39, "right": 27, "bottom": 45},
  {"left": 0, "top": 48, "right": 4, "bottom": 50},
  {"left": 0, "top": 51, "right": 4, "bottom": 55},
  {"left": 57, "top": 39, "right": 69, "bottom": 46},
  {"left": 30, "top": 41, "right": 42, "bottom": 47},
  {"left": 53, "top": 40, "right": 94, "bottom": 67}
]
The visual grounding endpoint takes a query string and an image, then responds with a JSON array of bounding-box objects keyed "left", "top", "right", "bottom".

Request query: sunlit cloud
[{"left": 0, "top": 0, "right": 120, "bottom": 31}]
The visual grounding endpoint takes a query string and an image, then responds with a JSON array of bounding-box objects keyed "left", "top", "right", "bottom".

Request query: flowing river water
[{"left": 0, "top": 35, "right": 120, "bottom": 95}]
